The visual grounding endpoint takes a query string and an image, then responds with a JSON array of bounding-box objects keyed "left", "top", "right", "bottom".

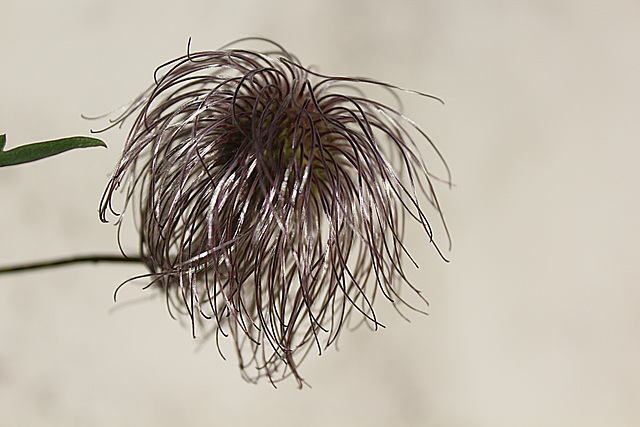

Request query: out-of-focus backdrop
[{"left": 1, "top": 1, "right": 638, "bottom": 426}]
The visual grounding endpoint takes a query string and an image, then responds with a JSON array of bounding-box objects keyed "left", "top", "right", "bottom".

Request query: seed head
[{"left": 98, "top": 38, "right": 450, "bottom": 387}]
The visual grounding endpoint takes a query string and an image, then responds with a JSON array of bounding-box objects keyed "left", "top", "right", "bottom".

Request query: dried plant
[{"left": 98, "top": 38, "right": 450, "bottom": 387}]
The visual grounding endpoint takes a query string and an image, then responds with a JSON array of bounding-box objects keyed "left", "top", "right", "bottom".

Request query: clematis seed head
[{"left": 98, "top": 38, "right": 451, "bottom": 387}]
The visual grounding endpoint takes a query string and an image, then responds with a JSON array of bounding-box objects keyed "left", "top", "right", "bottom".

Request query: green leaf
[{"left": 0, "top": 134, "right": 106, "bottom": 167}]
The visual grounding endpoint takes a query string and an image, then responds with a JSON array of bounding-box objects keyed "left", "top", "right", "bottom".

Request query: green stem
[{"left": 0, "top": 255, "right": 143, "bottom": 275}]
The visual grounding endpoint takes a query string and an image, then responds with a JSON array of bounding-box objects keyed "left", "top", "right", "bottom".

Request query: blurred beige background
[{"left": 1, "top": 1, "right": 639, "bottom": 426}]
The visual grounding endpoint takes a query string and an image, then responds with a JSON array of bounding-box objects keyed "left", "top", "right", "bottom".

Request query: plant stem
[{"left": 0, "top": 255, "right": 143, "bottom": 274}]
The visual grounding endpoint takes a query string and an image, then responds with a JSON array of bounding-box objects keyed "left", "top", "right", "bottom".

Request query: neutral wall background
[{"left": 1, "top": 1, "right": 638, "bottom": 426}]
